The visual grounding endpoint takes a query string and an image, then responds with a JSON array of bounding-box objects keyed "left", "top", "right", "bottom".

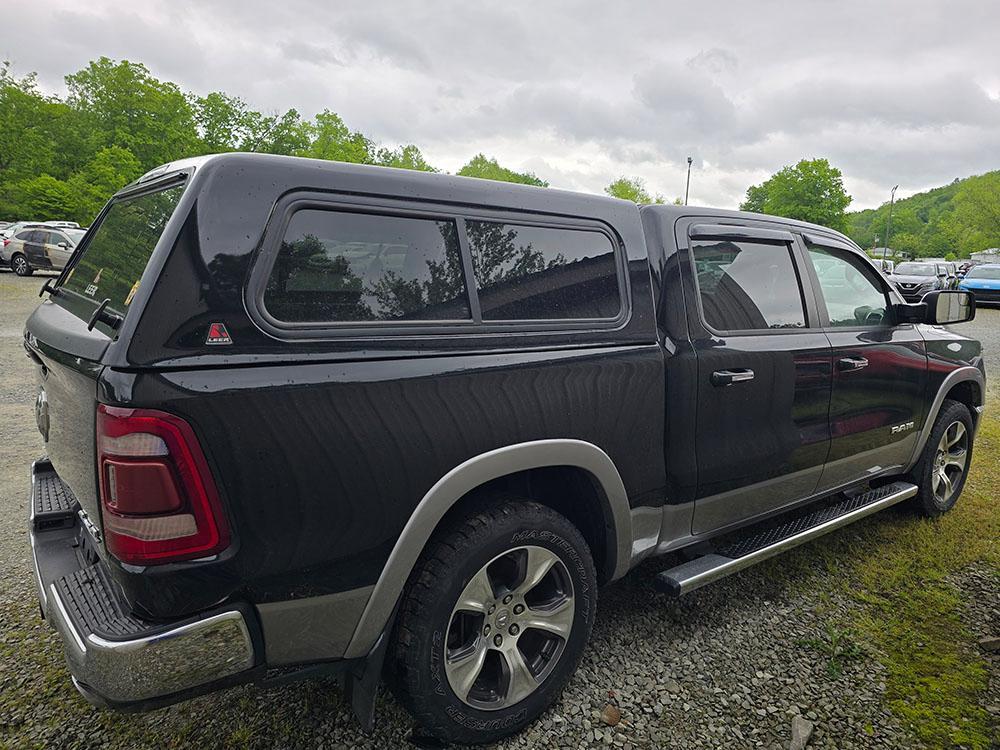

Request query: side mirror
[
  {"left": 56, "top": 242, "right": 68, "bottom": 249},
  {"left": 923, "top": 290, "right": 975, "bottom": 324}
]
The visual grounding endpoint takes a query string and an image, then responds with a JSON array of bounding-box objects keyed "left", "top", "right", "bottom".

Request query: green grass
[{"left": 784, "top": 410, "right": 1000, "bottom": 748}]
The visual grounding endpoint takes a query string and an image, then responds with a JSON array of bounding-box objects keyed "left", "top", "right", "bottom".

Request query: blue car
[{"left": 959, "top": 263, "right": 1000, "bottom": 305}]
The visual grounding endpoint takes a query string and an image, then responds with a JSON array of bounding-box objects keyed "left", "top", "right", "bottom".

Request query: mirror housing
[
  {"left": 56, "top": 241, "right": 68, "bottom": 249},
  {"left": 895, "top": 290, "right": 975, "bottom": 326}
]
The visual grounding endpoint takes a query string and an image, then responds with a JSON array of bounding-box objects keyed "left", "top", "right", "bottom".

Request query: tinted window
[
  {"left": 14, "top": 230, "right": 36, "bottom": 241},
  {"left": 264, "top": 210, "right": 470, "bottom": 323},
  {"left": 45, "top": 231, "right": 65, "bottom": 245},
  {"left": 60, "top": 185, "right": 184, "bottom": 316},
  {"left": 895, "top": 263, "right": 937, "bottom": 276},
  {"left": 807, "top": 246, "right": 888, "bottom": 326},
  {"left": 692, "top": 240, "right": 806, "bottom": 330},
  {"left": 465, "top": 220, "right": 620, "bottom": 320}
]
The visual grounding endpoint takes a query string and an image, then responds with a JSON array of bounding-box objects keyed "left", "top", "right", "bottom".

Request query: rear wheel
[
  {"left": 908, "top": 399, "right": 973, "bottom": 516},
  {"left": 11, "top": 253, "right": 32, "bottom": 276},
  {"left": 390, "top": 499, "right": 596, "bottom": 745}
]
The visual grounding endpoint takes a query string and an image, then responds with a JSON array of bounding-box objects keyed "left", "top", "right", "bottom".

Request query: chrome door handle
[
  {"left": 711, "top": 368, "right": 755, "bottom": 386},
  {"left": 838, "top": 356, "right": 869, "bottom": 372}
]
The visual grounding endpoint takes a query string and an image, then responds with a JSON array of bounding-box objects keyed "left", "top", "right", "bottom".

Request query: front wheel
[
  {"left": 390, "top": 500, "right": 596, "bottom": 745},
  {"left": 11, "top": 253, "right": 33, "bottom": 276},
  {"left": 908, "top": 399, "right": 974, "bottom": 516}
]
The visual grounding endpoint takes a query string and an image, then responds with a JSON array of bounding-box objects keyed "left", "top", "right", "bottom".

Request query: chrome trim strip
[
  {"left": 661, "top": 482, "right": 918, "bottom": 596},
  {"left": 343, "top": 439, "right": 632, "bottom": 659},
  {"left": 49, "top": 584, "right": 87, "bottom": 655},
  {"left": 28, "top": 461, "right": 47, "bottom": 613}
]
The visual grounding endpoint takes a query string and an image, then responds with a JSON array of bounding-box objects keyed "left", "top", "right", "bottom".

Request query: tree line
[
  {"left": 2, "top": 57, "right": 996, "bottom": 258},
  {"left": 0, "top": 57, "right": 552, "bottom": 225}
]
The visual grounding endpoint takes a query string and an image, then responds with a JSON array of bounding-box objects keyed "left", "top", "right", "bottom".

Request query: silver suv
[{"left": 2, "top": 226, "right": 87, "bottom": 276}]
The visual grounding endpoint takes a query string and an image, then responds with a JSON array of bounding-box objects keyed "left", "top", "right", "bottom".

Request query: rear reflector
[{"left": 97, "top": 405, "right": 230, "bottom": 565}]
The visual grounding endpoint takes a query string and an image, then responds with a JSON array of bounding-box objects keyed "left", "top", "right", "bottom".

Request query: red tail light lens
[{"left": 97, "top": 405, "right": 230, "bottom": 565}]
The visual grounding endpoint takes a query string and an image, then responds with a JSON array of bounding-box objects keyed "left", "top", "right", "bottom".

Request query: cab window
[
  {"left": 691, "top": 239, "right": 806, "bottom": 331},
  {"left": 806, "top": 245, "right": 888, "bottom": 327}
]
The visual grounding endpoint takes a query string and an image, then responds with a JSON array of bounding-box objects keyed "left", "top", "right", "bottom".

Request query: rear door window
[
  {"left": 263, "top": 209, "right": 471, "bottom": 323},
  {"left": 691, "top": 239, "right": 806, "bottom": 331},
  {"left": 59, "top": 184, "right": 185, "bottom": 315},
  {"left": 464, "top": 220, "right": 621, "bottom": 320}
]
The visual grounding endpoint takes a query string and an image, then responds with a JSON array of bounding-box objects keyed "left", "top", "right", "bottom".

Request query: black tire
[
  {"left": 907, "top": 399, "right": 974, "bottom": 516},
  {"left": 390, "top": 499, "right": 597, "bottom": 745},
  {"left": 11, "top": 253, "right": 33, "bottom": 276}
]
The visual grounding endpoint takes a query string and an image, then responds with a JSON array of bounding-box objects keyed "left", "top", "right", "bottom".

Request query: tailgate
[{"left": 25, "top": 301, "right": 107, "bottom": 526}]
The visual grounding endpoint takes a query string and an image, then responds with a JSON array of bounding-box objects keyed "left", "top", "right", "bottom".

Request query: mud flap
[{"left": 343, "top": 627, "right": 390, "bottom": 733}]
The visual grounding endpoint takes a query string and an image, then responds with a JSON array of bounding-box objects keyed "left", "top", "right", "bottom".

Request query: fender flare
[
  {"left": 905, "top": 365, "right": 985, "bottom": 471},
  {"left": 343, "top": 439, "right": 632, "bottom": 659}
]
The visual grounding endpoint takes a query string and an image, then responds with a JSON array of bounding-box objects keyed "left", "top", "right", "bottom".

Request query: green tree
[
  {"left": 240, "top": 108, "right": 311, "bottom": 155},
  {"left": 457, "top": 154, "right": 548, "bottom": 187},
  {"left": 65, "top": 57, "right": 199, "bottom": 170},
  {"left": 10, "top": 174, "right": 75, "bottom": 219},
  {"left": 192, "top": 91, "right": 249, "bottom": 152},
  {"left": 374, "top": 144, "right": 437, "bottom": 172},
  {"left": 604, "top": 176, "right": 664, "bottom": 204},
  {"left": 741, "top": 158, "right": 852, "bottom": 231},
  {"left": 946, "top": 172, "right": 1000, "bottom": 254},
  {"left": 67, "top": 146, "right": 144, "bottom": 223},
  {"left": 303, "top": 110, "right": 373, "bottom": 163}
]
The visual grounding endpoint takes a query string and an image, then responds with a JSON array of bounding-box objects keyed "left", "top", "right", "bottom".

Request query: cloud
[{"left": 1, "top": 0, "right": 997, "bottom": 209}]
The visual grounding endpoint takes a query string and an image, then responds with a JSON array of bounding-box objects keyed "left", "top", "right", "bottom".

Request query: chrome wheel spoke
[
  {"left": 445, "top": 642, "right": 488, "bottom": 700},
  {"left": 502, "top": 646, "right": 538, "bottom": 705},
  {"left": 946, "top": 422, "right": 967, "bottom": 449},
  {"left": 455, "top": 568, "right": 494, "bottom": 614},
  {"left": 945, "top": 448, "right": 967, "bottom": 471},
  {"left": 523, "top": 596, "right": 574, "bottom": 638},
  {"left": 516, "top": 546, "right": 558, "bottom": 595},
  {"left": 938, "top": 469, "right": 953, "bottom": 500}
]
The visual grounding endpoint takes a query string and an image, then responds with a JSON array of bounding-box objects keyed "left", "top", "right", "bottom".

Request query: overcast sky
[{"left": 5, "top": 0, "right": 999, "bottom": 210}]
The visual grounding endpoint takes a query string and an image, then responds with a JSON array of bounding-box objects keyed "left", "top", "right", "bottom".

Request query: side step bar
[{"left": 654, "top": 481, "right": 918, "bottom": 597}]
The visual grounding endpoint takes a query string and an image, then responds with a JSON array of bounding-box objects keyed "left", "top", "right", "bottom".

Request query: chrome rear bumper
[{"left": 30, "top": 459, "right": 257, "bottom": 706}]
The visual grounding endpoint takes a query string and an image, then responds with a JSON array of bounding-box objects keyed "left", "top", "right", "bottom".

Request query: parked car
[
  {"left": 0, "top": 221, "right": 47, "bottom": 241},
  {"left": 959, "top": 263, "right": 1000, "bottom": 305},
  {"left": 25, "top": 154, "right": 985, "bottom": 746},
  {"left": 957, "top": 260, "right": 979, "bottom": 279},
  {"left": 887, "top": 261, "right": 951, "bottom": 301},
  {"left": 42, "top": 220, "right": 82, "bottom": 229},
  {"left": 3, "top": 226, "right": 87, "bottom": 275}
]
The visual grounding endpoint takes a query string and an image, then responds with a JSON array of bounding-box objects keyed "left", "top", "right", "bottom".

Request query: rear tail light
[
  {"left": 3, "top": 239, "right": 9, "bottom": 247},
  {"left": 96, "top": 405, "right": 230, "bottom": 565}
]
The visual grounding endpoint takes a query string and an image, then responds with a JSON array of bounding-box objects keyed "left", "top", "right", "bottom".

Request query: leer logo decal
[{"left": 205, "top": 322, "right": 232, "bottom": 345}]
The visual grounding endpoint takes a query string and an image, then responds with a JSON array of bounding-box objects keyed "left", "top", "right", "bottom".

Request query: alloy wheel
[
  {"left": 444, "top": 545, "right": 574, "bottom": 710},
  {"left": 932, "top": 420, "right": 968, "bottom": 505},
  {"left": 12, "top": 255, "right": 29, "bottom": 276}
]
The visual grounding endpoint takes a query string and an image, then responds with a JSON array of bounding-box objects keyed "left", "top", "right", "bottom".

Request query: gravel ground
[{"left": 0, "top": 269, "right": 997, "bottom": 749}]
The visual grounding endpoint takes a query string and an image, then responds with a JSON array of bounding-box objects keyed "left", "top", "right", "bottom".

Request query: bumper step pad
[
  {"left": 54, "top": 564, "right": 151, "bottom": 640},
  {"left": 654, "top": 481, "right": 918, "bottom": 597},
  {"left": 31, "top": 461, "right": 80, "bottom": 532}
]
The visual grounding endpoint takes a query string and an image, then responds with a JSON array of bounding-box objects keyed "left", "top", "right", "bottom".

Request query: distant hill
[{"left": 846, "top": 170, "right": 1000, "bottom": 259}]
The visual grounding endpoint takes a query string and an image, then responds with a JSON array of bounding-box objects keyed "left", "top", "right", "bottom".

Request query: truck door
[
  {"left": 678, "top": 222, "right": 833, "bottom": 535},
  {"left": 797, "top": 234, "right": 927, "bottom": 491}
]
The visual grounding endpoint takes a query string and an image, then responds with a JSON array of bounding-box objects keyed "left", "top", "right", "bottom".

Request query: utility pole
[
  {"left": 684, "top": 157, "right": 693, "bottom": 205},
  {"left": 883, "top": 185, "right": 898, "bottom": 266}
]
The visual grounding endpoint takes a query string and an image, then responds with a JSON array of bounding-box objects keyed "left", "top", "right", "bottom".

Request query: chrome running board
[{"left": 654, "top": 481, "right": 918, "bottom": 597}]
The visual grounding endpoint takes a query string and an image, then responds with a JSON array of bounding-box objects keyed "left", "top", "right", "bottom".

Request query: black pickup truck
[{"left": 25, "top": 154, "right": 985, "bottom": 745}]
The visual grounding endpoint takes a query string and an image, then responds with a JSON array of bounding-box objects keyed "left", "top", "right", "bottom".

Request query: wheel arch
[
  {"left": 343, "top": 439, "right": 632, "bottom": 658},
  {"left": 906, "top": 365, "right": 985, "bottom": 472}
]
